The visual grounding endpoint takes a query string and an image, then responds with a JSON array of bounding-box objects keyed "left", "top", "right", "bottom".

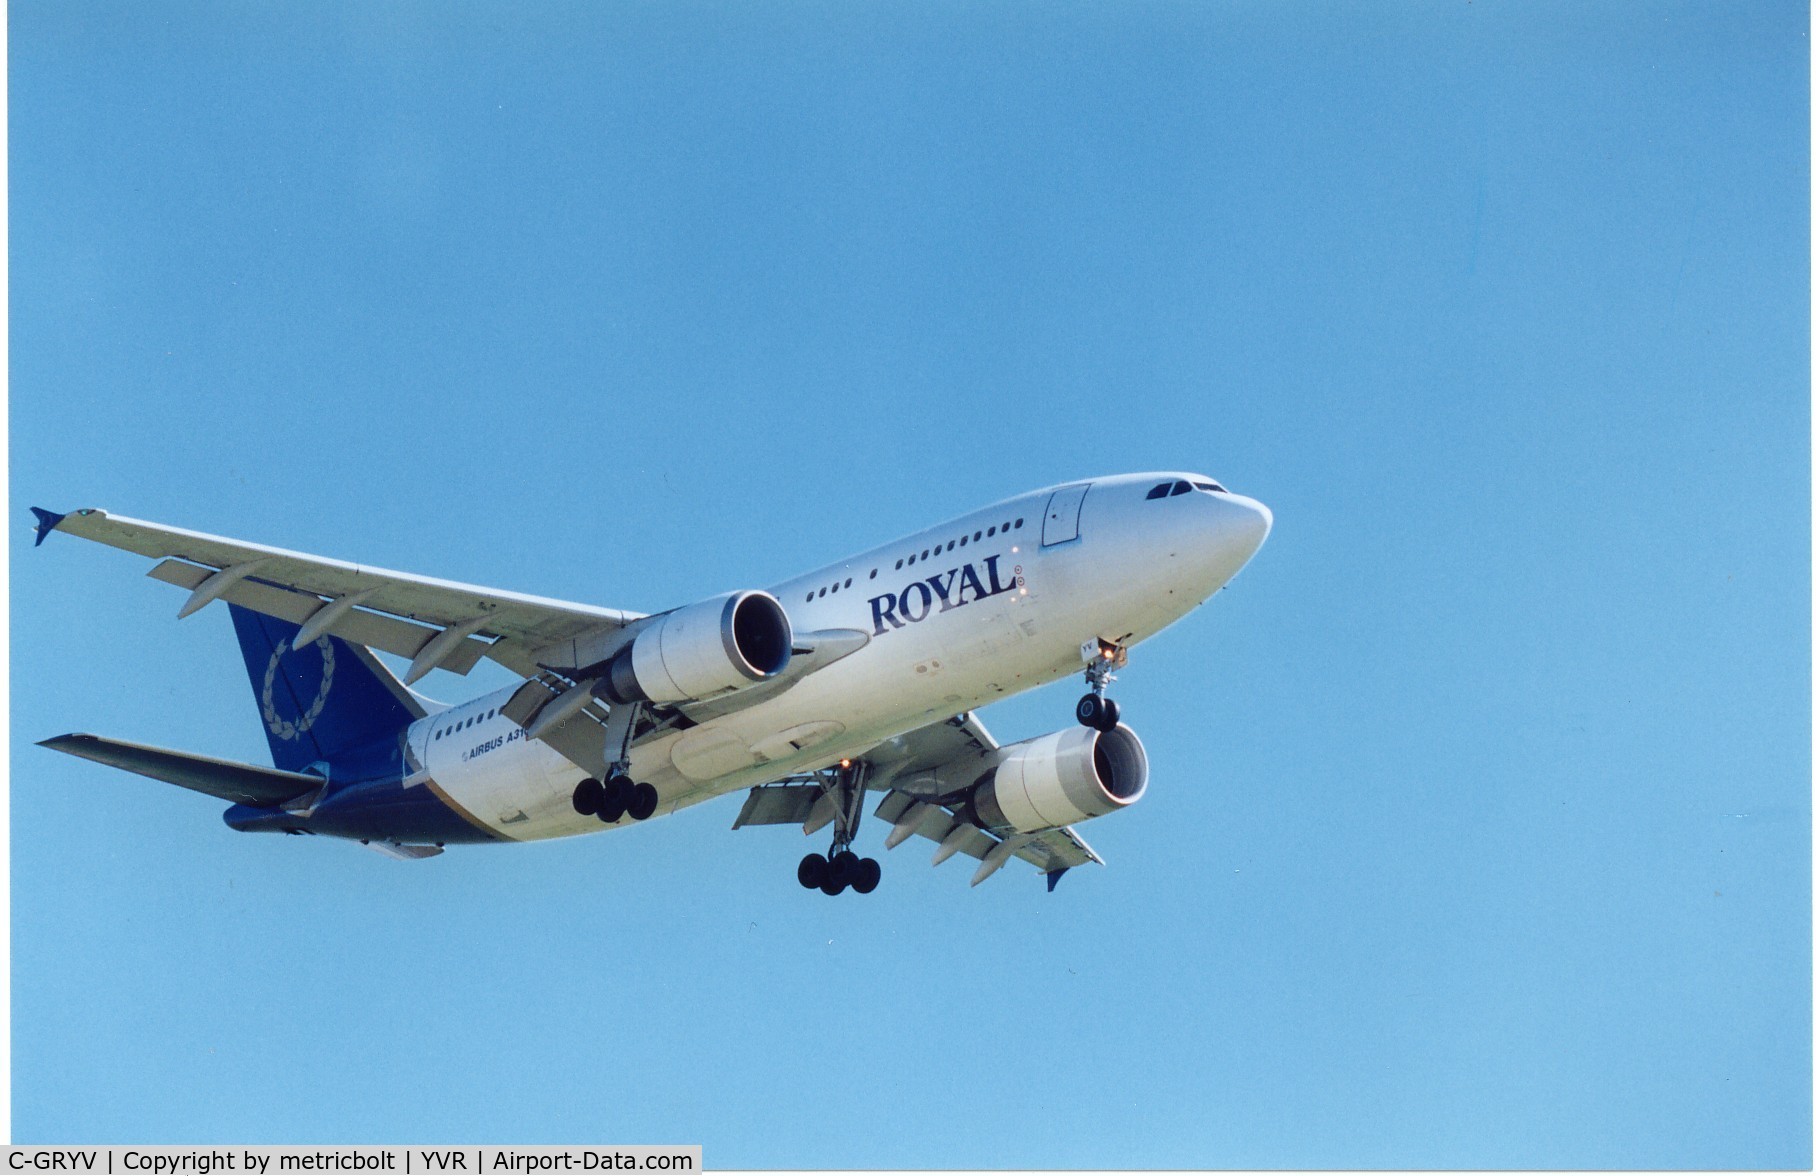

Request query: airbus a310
[{"left": 34, "top": 473, "right": 1270, "bottom": 893}]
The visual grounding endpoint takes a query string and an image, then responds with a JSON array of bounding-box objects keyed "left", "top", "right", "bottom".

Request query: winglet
[
  {"left": 29, "top": 507, "right": 67, "bottom": 547},
  {"left": 1046, "top": 867, "right": 1070, "bottom": 893}
]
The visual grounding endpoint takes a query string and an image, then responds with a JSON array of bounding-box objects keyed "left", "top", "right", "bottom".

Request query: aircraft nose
[
  {"left": 1225, "top": 494, "right": 1273, "bottom": 556},
  {"left": 1197, "top": 491, "right": 1273, "bottom": 581}
]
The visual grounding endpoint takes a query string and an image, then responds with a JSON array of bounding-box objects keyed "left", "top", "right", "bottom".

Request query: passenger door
[{"left": 1041, "top": 483, "right": 1091, "bottom": 546}]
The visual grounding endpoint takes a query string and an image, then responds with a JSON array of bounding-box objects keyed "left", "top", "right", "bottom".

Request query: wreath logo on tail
[{"left": 261, "top": 636, "right": 336, "bottom": 741}]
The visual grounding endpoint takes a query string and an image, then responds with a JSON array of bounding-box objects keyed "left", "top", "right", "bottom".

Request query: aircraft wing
[
  {"left": 733, "top": 711, "right": 1104, "bottom": 887},
  {"left": 31, "top": 507, "right": 643, "bottom": 681}
]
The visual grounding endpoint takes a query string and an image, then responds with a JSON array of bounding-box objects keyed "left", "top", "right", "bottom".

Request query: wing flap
[
  {"left": 864, "top": 713, "right": 1108, "bottom": 881},
  {"left": 147, "top": 560, "right": 490, "bottom": 675},
  {"left": 40, "top": 733, "right": 322, "bottom": 807},
  {"left": 39, "top": 508, "right": 641, "bottom": 677}
]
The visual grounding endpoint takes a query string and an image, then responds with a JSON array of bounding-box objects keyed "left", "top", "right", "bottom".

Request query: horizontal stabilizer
[{"left": 39, "top": 733, "right": 322, "bottom": 807}]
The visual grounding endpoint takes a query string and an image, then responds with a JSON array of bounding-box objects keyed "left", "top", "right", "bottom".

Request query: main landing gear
[
  {"left": 797, "top": 849, "right": 880, "bottom": 896},
  {"left": 1076, "top": 637, "right": 1129, "bottom": 733},
  {"left": 570, "top": 699, "right": 658, "bottom": 823},
  {"left": 797, "top": 760, "right": 881, "bottom": 896},
  {"left": 572, "top": 773, "right": 658, "bottom": 823}
]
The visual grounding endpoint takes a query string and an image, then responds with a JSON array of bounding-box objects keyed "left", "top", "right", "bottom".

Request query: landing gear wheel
[
  {"left": 1077, "top": 693, "right": 1115, "bottom": 730},
  {"left": 597, "top": 774, "right": 629, "bottom": 823},
  {"left": 572, "top": 778, "right": 603, "bottom": 816},
  {"left": 829, "top": 850, "right": 861, "bottom": 889},
  {"left": 1098, "top": 697, "right": 1121, "bottom": 730},
  {"left": 819, "top": 875, "right": 848, "bottom": 896},
  {"left": 627, "top": 782, "right": 659, "bottom": 821},
  {"left": 797, "top": 853, "right": 828, "bottom": 889},
  {"left": 853, "top": 857, "right": 882, "bottom": 894}
]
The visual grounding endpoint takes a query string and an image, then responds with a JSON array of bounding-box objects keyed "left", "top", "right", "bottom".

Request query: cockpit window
[
  {"left": 1193, "top": 480, "right": 1226, "bottom": 493},
  {"left": 1145, "top": 483, "right": 1171, "bottom": 500},
  {"left": 1168, "top": 481, "right": 1192, "bottom": 496}
]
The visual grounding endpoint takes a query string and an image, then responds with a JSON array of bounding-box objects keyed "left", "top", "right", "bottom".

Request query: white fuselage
[{"left": 406, "top": 473, "right": 1271, "bottom": 843}]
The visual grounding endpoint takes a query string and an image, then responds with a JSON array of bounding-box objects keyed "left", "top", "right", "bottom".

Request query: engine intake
[
  {"left": 599, "top": 591, "right": 792, "bottom": 704},
  {"left": 971, "top": 723, "right": 1148, "bottom": 835}
]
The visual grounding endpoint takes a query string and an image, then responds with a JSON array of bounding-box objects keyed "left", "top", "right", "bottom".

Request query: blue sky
[{"left": 9, "top": 0, "right": 1808, "bottom": 1166}]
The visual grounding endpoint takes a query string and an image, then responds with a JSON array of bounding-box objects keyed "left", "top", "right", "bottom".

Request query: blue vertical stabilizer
[{"left": 227, "top": 605, "right": 418, "bottom": 774}]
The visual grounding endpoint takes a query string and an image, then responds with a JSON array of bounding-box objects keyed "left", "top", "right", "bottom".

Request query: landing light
[{"left": 839, "top": 759, "right": 851, "bottom": 768}]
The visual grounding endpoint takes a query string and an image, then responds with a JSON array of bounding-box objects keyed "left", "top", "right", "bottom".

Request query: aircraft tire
[
  {"left": 627, "top": 782, "right": 659, "bottom": 821},
  {"left": 1098, "top": 697, "right": 1121, "bottom": 730},
  {"left": 853, "top": 858, "right": 881, "bottom": 894},
  {"left": 597, "top": 775, "right": 629, "bottom": 823},
  {"left": 1075, "top": 694, "right": 1106, "bottom": 728},
  {"left": 797, "top": 853, "right": 827, "bottom": 889},
  {"left": 572, "top": 778, "right": 603, "bottom": 816},
  {"left": 829, "top": 850, "right": 860, "bottom": 888},
  {"left": 819, "top": 876, "right": 847, "bottom": 896}
]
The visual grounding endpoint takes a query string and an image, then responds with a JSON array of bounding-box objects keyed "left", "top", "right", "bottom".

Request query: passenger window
[
  {"left": 830, "top": 583, "right": 838, "bottom": 594},
  {"left": 1014, "top": 518, "right": 1023, "bottom": 528},
  {"left": 934, "top": 544, "right": 942, "bottom": 555},
  {"left": 987, "top": 526, "right": 996, "bottom": 537},
  {"left": 959, "top": 535, "right": 968, "bottom": 546},
  {"left": 844, "top": 578, "right": 852, "bottom": 589},
  {"left": 1169, "top": 481, "right": 1191, "bottom": 496},
  {"left": 805, "top": 594, "right": 812, "bottom": 603},
  {"left": 895, "top": 559, "right": 903, "bottom": 570},
  {"left": 869, "top": 569, "right": 877, "bottom": 579},
  {"left": 1146, "top": 482, "right": 1171, "bottom": 500},
  {"left": 922, "top": 549, "right": 930, "bottom": 559},
  {"left": 973, "top": 530, "right": 982, "bottom": 541},
  {"left": 908, "top": 554, "right": 916, "bottom": 565}
]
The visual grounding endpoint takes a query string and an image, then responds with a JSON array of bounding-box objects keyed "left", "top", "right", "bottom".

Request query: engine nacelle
[
  {"left": 970, "top": 723, "right": 1149, "bottom": 835},
  {"left": 598, "top": 591, "right": 792, "bottom": 704}
]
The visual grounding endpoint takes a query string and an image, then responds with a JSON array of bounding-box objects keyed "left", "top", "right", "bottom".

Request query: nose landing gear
[
  {"left": 796, "top": 760, "right": 882, "bottom": 896},
  {"left": 1076, "top": 637, "right": 1129, "bottom": 732}
]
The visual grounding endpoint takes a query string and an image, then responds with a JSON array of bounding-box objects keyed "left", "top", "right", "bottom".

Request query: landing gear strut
[
  {"left": 569, "top": 700, "right": 660, "bottom": 823},
  {"left": 1076, "top": 637, "right": 1128, "bottom": 732},
  {"left": 797, "top": 760, "right": 882, "bottom": 896}
]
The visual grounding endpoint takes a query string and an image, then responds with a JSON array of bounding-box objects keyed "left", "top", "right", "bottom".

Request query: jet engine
[
  {"left": 597, "top": 591, "right": 793, "bottom": 704},
  {"left": 969, "top": 723, "right": 1148, "bottom": 835}
]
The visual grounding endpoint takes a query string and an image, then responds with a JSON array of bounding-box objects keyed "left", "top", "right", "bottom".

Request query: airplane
[{"left": 31, "top": 473, "right": 1271, "bottom": 892}]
